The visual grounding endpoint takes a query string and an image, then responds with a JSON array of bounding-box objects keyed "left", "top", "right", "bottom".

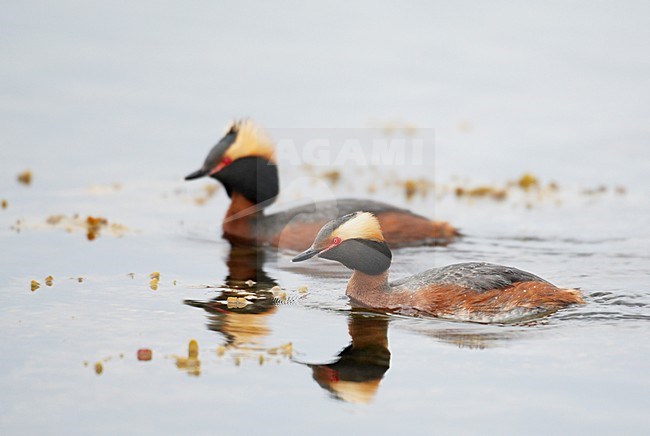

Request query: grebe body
[{"left": 292, "top": 212, "right": 584, "bottom": 323}]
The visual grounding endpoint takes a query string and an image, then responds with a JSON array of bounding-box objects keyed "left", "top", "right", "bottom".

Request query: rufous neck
[
  {"left": 346, "top": 270, "right": 390, "bottom": 307},
  {"left": 225, "top": 192, "right": 259, "bottom": 217},
  {"left": 223, "top": 192, "right": 260, "bottom": 242}
]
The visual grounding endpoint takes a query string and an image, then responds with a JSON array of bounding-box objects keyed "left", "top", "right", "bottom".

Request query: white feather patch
[
  {"left": 225, "top": 119, "right": 276, "bottom": 163},
  {"left": 332, "top": 212, "right": 384, "bottom": 242}
]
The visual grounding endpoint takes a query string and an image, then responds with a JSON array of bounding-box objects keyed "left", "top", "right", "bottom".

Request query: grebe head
[
  {"left": 292, "top": 212, "right": 392, "bottom": 275},
  {"left": 185, "top": 120, "right": 279, "bottom": 206}
]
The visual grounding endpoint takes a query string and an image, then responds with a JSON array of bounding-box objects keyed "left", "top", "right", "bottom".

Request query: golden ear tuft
[
  {"left": 333, "top": 212, "right": 384, "bottom": 242},
  {"left": 224, "top": 119, "right": 275, "bottom": 163}
]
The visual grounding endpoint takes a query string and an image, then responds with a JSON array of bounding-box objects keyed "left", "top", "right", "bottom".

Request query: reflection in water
[
  {"left": 184, "top": 244, "right": 291, "bottom": 364},
  {"left": 222, "top": 244, "right": 278, "bottom": 288},
  {"left": 174, "top": 339, "right": 201, "bottom": 376},
  {"left": 399, "top": 316, "right": 521, "bottom": 350},
  {"left": 303, "top": 314, "right": 523, "bottom": 403},
  {"left": 306, "top": 313, "right": 391, "bottom": 404},
  {"left": 426, "top": 328, "right": 515, "bottom": 350},
  {"left": 182, "top": 243, "right": 517, "bottom": 388}
]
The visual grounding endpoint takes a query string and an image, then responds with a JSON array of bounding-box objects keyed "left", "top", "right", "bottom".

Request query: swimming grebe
[
  {"left": 292, "top": 212, "right": 584, "bottom": 323},
  {"left": 184, "top": 120, "right": 459, "bottom": 250}
]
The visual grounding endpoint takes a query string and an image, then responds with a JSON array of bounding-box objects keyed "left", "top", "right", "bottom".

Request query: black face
[
  {"left": 318, "top": 239, "right": 392, "bottom": 275},
  {"left": 214, "top": 156, "right": 279, "bottom": 206}
]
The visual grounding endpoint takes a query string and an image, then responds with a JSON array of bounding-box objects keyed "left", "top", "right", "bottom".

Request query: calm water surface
[{"left": 1, "top": 2, "right": 650, "bottom": 435}]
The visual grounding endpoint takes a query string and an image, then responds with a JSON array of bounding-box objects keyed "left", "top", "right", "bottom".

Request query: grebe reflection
[
  {"left": 184, "top": 244, "right": 281, "bottom": 349},
  {"left": 305, "top": 313, "right": 390, "bottom": 405}
]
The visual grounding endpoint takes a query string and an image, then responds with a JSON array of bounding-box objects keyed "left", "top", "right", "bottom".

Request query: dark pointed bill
[
  {"left": 184, "top": 131, "right": 238, "bottom": 181},
  {"left": 184, "top": 168, "right": 209, "bottom": 180},
  {"left": 292, "top": 247, "right": 321, "bottom": 262}
]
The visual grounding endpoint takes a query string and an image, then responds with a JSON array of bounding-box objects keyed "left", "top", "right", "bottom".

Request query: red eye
[
  {"left": 212, "top": 157, "right": 233, "bottom": 174},
  {"left": 332, "top": 237, "right": 341, "bottom": 246}
]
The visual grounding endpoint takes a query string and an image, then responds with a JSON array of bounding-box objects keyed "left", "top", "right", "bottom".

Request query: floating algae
[
  {"left": 517, "top": 173, "right": 539, "bottom": 190},
  {"left": 43, "top": 214, "right": 129, "bottom": 240},
  {"left": 137, "top": 349, "right": 153, "bottom": 361},
  {"left": 17, "top": 170, "right": 32, "bottom": 185},
  {"left": 174, "top": 340, "right": 200, "bottom": 376},
  {"left": 321, "top": 170, "right": 341, "bottom": 186}
]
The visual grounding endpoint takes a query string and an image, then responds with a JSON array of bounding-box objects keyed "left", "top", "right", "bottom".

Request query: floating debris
[
  {"left": 45, "top": 215, "right": 65, "bottom": 225},
  {"left": 77, "top": 277, "right": 84, "bottom": 283},
  {"left": 85, "top": 216, "right": 107, "bottom": 240},
  {"left": 44, "top": 275, "right": 53, "bottom": 287},
  {"left": 30, "top": 280, "right": 40, "bottom": 292},
  {"left": 44, "top": 214, "right": 129, "bottom": 240},
  {"left": 174, "top": 339, "right": 200, "bottom": 376},
  {"left": 297, "top": 286, "right": 308, "bottom": 294},
  {"left": 455, "top": 186, "right": 507, "bottom": 200},
  {"left": 17, "top": 170, "right": 32, "bottom": 185},
  {"left": 517, "top": 173, "right": 539, "bottom": 191},
  {"left": 149, "top": 278, "right": 159, "bottom": 291},
  {"left": 321, "top": 170, "right": 341, "bottom": 186},
  {"left": 582, "top": 185, "right": 607, "bottom": 195},
  {"left": 86, "top": 183, "right": 122, "bottom": 195},
  {"left": 137, "top": 349, "right": 152, "bottom": 361},
  {"left": 404, "top": 180, "right": 417, "bottom": 200},
  {"left": 94, "top": 362, "right": 103, "bottom": 375},
  {"left": 450, "top": 173, "right": 567, "bottom": 203},
  {"left": 150, "top": 272, "right": 160, "bottom": 280},
  {"left": 402, "top": 178, "right": 431, "bottom": 200},
  {"left": 127, "top": 273, "right": 135, "bottom": 279},
  {"left": 213, "top": 339, "right": 293, "bottom": 365},
  {"left": 1, "top": 199, "right": 7, "bottom": 209},
  {"left": 267, "top": 343, "right": 292, "bottom": 357}
]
